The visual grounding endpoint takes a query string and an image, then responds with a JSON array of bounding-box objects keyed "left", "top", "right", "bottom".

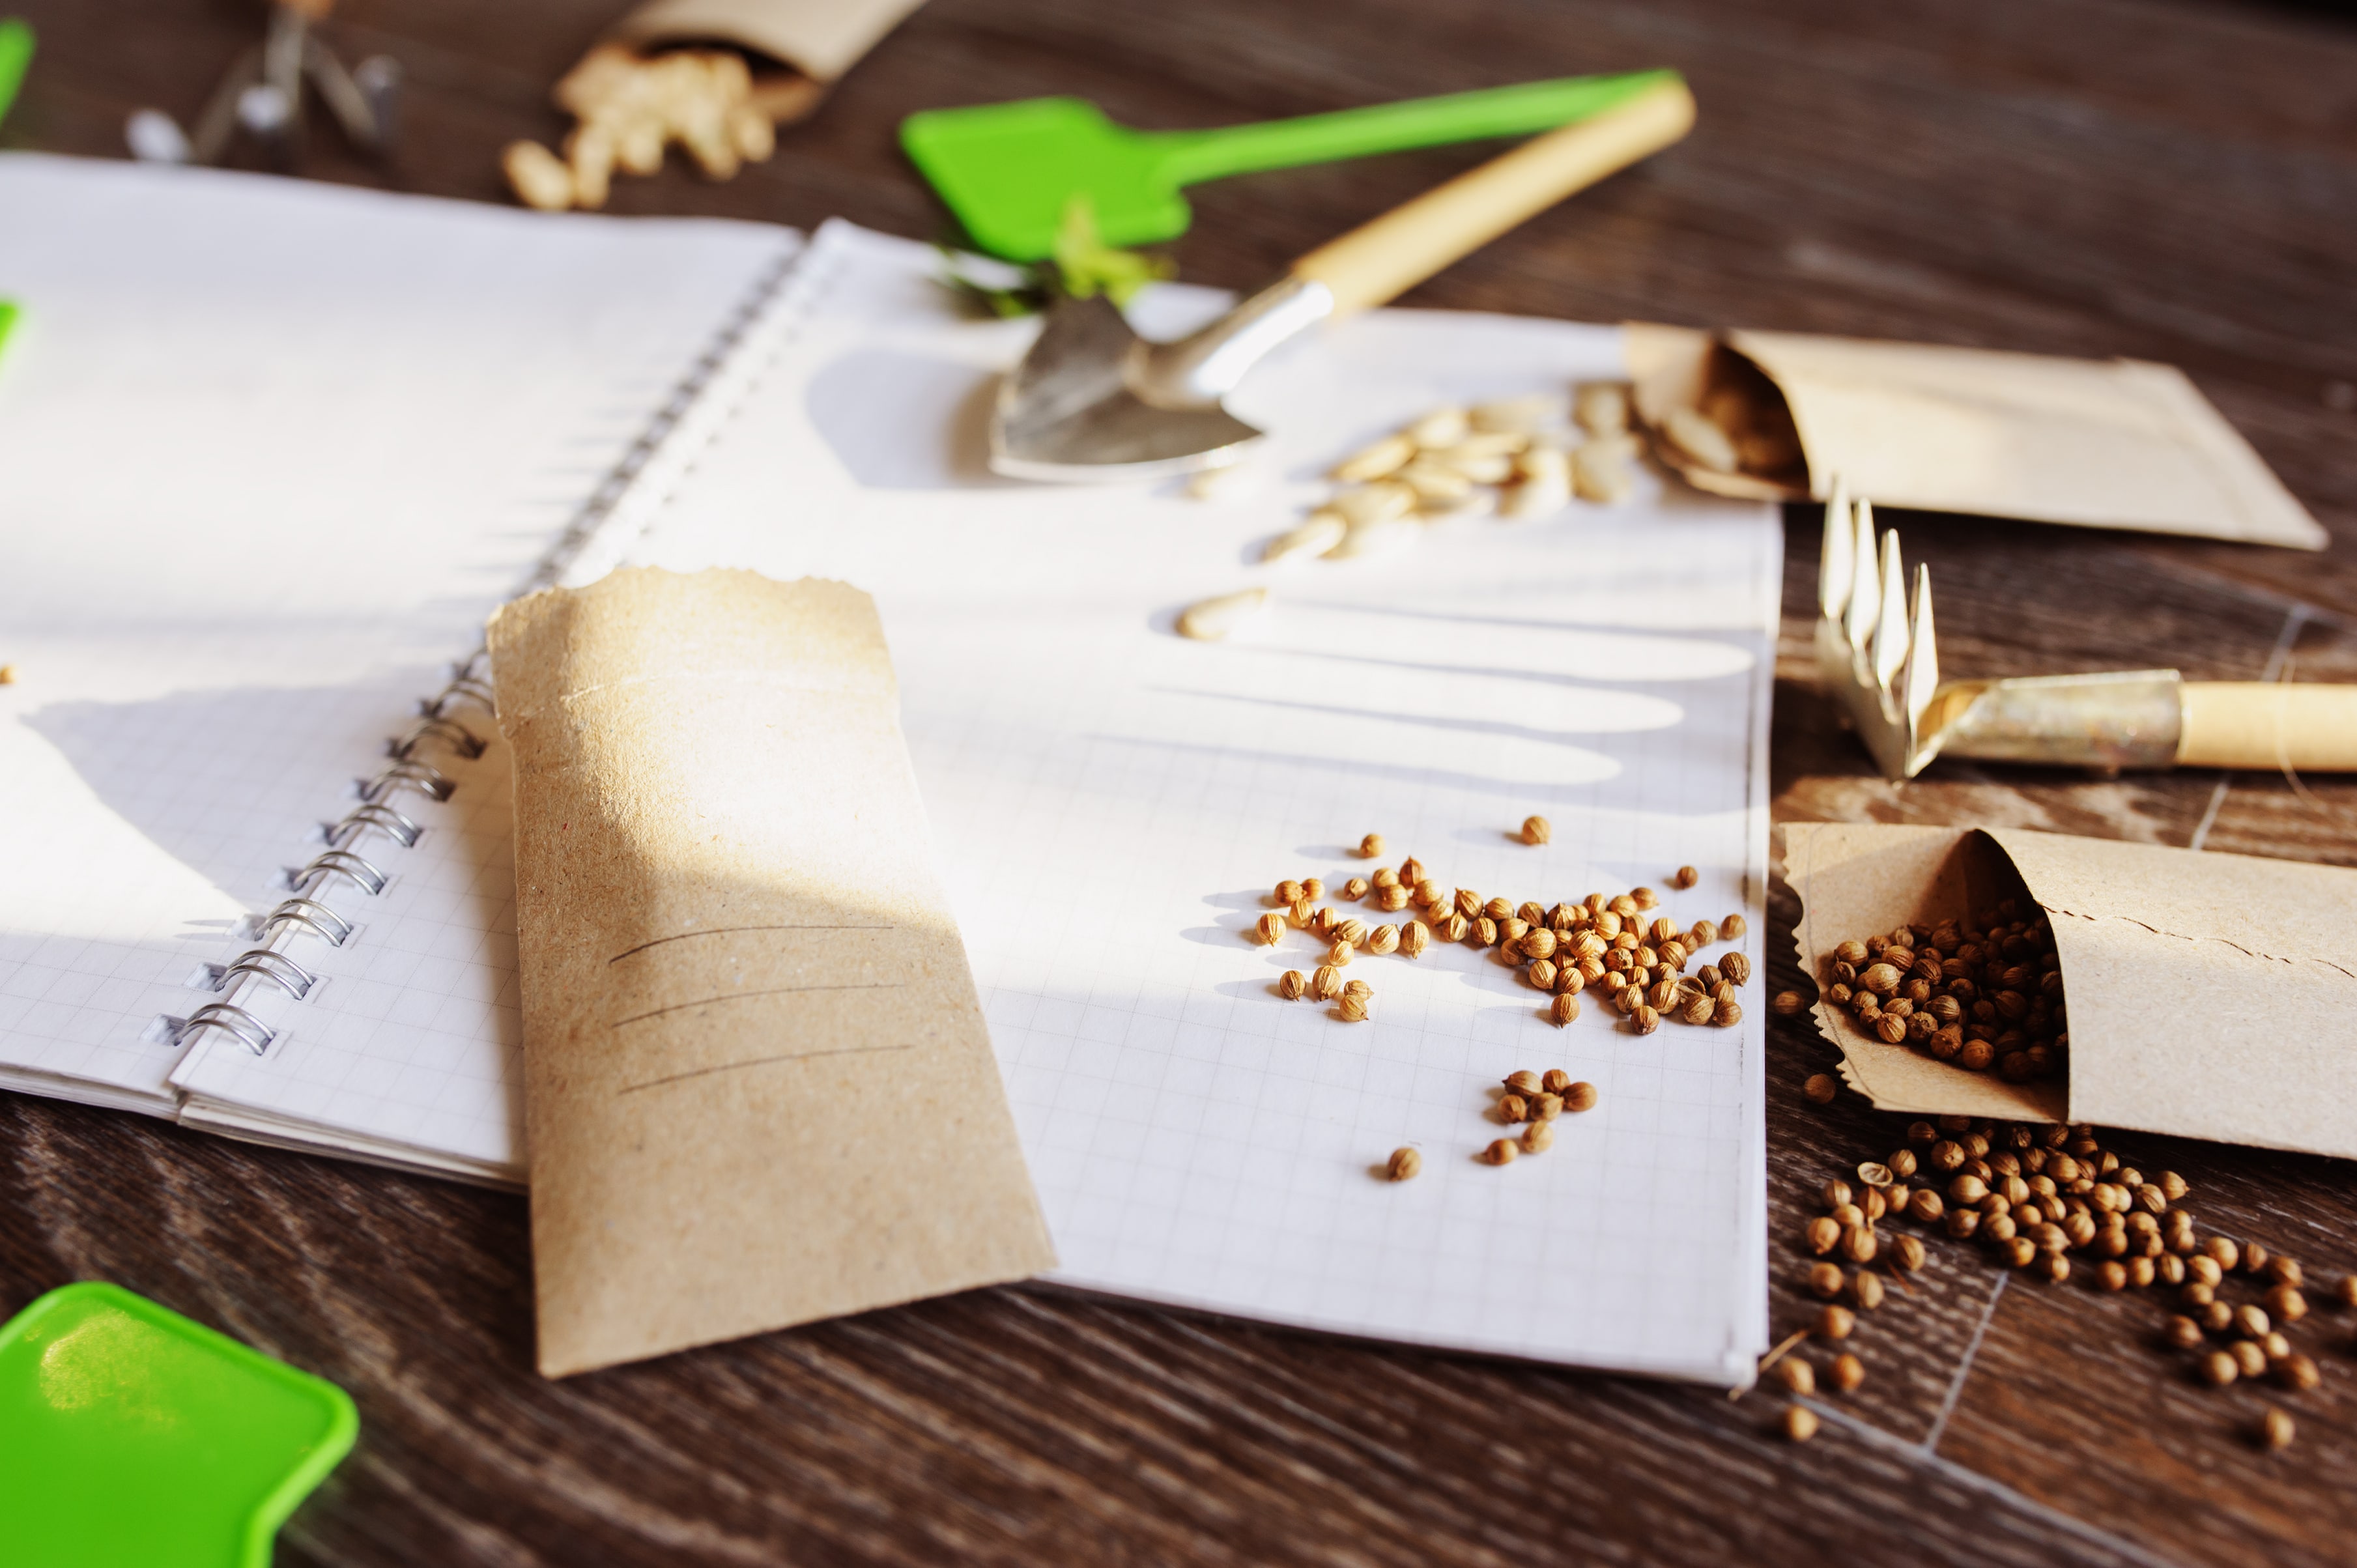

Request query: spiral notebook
[{"left": 0, "top": 154, "right": 800, "bottom": 1182}]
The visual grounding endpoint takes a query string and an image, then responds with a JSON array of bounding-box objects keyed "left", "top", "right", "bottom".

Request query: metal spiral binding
[
  {"left": 171, "top": 659, "right": 500, "bottom": 1057},
  {"left": 287, "top": 848, "right": 388, "bottom": 896},
  {"left": 323, "top": 801, "right": 421, "bottom": 849},
  {"left": 262, "top": 897, "right": 353, "bottom": 947},
  {"left": 208, "top": 948, "right": 319, "bottom": 1000},
  {"left": 358, "top": 759, "right": 453, "bottom": 805},
  {"left": 182, "top": 1001, "right": 274, "bottom": 1055}
]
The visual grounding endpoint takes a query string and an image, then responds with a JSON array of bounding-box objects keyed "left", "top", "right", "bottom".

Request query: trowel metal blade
[{"left": 989, "top": 294, "right": 1264, "bottom": 483}]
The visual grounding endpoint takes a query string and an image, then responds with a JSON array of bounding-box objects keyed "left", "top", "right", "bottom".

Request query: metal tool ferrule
[{"left": 1127, "top": 276, "right": 1336, "bottom": 408}]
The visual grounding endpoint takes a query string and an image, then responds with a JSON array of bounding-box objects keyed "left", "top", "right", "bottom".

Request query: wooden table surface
[{"left": 7, "top": 1, "right": 2357, "bottom": 1562}]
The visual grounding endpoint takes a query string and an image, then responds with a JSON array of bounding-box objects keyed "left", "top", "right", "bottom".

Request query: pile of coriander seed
[
  {"left": 1243, "top": 826, "right": 1742, "bottom": 1173},
  {"left": 1766, "top": 1111, "right": 2351, "bottom": 1452},
  {"left": 1251, "top": 827, "right": 1752, "bottom": 1039},
  {"left": 1810, "top": 898, "right": 2065, "bottom": 1083}
]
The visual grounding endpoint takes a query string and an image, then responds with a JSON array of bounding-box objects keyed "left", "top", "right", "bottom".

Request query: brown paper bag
[
  {"left": 1625, "top": 323, "right": 2324, "bottom": 549},
  {"left": 1786, "top": 822, "right": 2357, "bottom": 1160},
  {"left": 609, "top": 0, "right": 925, "bottom": 89},
  {"left": 487, "top": 567, "right": 1054, "bottom": 1377}
]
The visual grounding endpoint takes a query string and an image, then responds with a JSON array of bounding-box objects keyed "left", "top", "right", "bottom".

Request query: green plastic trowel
[{"left": 903, "top": 68, "right": 1680, "bottom": 261}]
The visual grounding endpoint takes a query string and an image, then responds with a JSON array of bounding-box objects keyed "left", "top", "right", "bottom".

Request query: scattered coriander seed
[
  {"left": 2158, "top": 1255, "right": 2186, "bottom": 1287},
  {"left": 1398, "top": 921, "right": 1430, "bottom": 958},
  {"left": 2244, "top": 1241, "right": 2271, "bottom": 1276},
  {"left": 1782, "top": 1404, "right": 1820, "bottom": 1443},
  {"left": 1715, "top": 998, "right": 1744, "bottom": 1028},
  {"left": 1521, "top": 815, "right": 1551, "bottom": 846},
  {"left": 1327, "top": 939, "right": 1354, "bottom": 966},
  {"left": 1278, "top": 969, "right": 1307, "bottom": 1000},
  {"left": 1533, "top": 1092, "right": 1563, "bottom": 1120},
  {"left": 2337, "top": 1273, "right": 2357, "bottom": 1308},
  {"left": 2261, "top": 1408, "right": 2296, "bottom": 1451},
  {"left": 1343, "top": 876, "right": 1371, "bottom": 901},
  {"left": 1721, "top": 952, "right": 1752, "bottom": 986},
  {"left": 2236, "top": 1304, "right": 2271, "bottom": 1339},
  {"left": 2206, "top": 1236, "right": 2241, "bottom": 1271},
  {"left": 1276, "top": 879, "right": 1304, "bottom": 905},
  {"left": 1808, "top": 1262, "right": 1844, "bottom": 1298},
  {"left": 1398, "top": 857, "right": 1425, "bottom": 886},
  {"left": 1823, "top": 1178, "right": 1854, "bottom": 1208},
  {"left": 2038, "top": 1253, "right": 2070, "bottom": 1283},
  {"left": 1856, "top": 1162, "right": 1893, "bottom": 1190},
  {"left": 1851, "top": 1273, "right": 1884, "bottom": 1311},
  {"left": 2266, "top": 1257, "right": 2304, "bottom": 1288},
  {"left": 1777, "top": 1358, "right": 1816, "bottom": 1395},
  {"left": 1302, "top": 878, "right": 1325, "bottom": 901},
  {"left": 2277, "top": 1353, "right": 2321, "bottom": 1392},
  {"left": 1338, "top": 990, "right": 1372, "bottom": 1022},
  {"left": 2231, "top": 1341, "right": 2268, "bottom": 1379},
  {"left": 1564, "top": 1081, "right": 1599, "bottom": 1113},
  {"left": 1500, "top": 1094, "right": 1530, "bottom": 1124},
  {"left": 1386, "top": 1147, "right": 1422, "bottom": 1181},
  {"left": 1367, "top": 924, "right": 1400, "bottom": 956},
  {"left": 1549, "top": 993, "right": 1580, "bottom": 1027},
  {"left": 1842, "top": 1226, "right": 1877, "bottom": 1265},
  {"left": 2165, "top": 1315, "right": 2205, "bottom": 1350},
  {"left": 2201, "top": 1300, "right": 2235, "bottom": 1333},
  {"left": 1632, "top": 1005, "right": 1662, "bottom": 1036},
  {"left": 2097, "top": 1261, "right": 2127, "bottom": 1292},
  {"left": 1359, "top": 833, "right": 1384, "bottom": 859},
  {"left": 1254, "top": 913, "right": 1285, "bottom": 945},
  {"left": 2261, "top": 1331, "right": 2291, "bottom": 1361},
  {"left": 1908, "top": 1190, "right": 1944, "bottom": 1223},
  {"left": 2189, "top": 1255, "right": 2223, "bottom": 1289},
  {"left": 1542, "top": 1068, "right": 1573, "bottom": 1095},
  {"left": 1311, "top": 965, "right": 1343, "bottom": 1001},
  {"left": 1530, "top": 958, "right": 1561, "bottom": 991},
  {"left": 1521, "top": 1120, "right": 1554, "bottom": 1154},
  {"left": 1807, "top": 1217, "right": 1840, "bottom": 1256},
  {"left": 1672, "top": 864, "right": 1699, "bottom": 890},
  {"left": 2264, "top": 1285, "right": 2307, "bottom": 1324},
  {"left": 1504, "top": 1070, "right": 1541, "bottom": 1096},
  {"left": 1830, "top": 1352, "right": 1864, "bottom": 1393},
  {"left": 1894, "top": 1235, "right": 1926, "bottom": 1272},
  {"left": 1482, "top": 1138, "right": 1518, "bottom": 1166},
  {"left": 2201, "top": 1349, "right": 2239, "bottom": 1387},
  {"left": 1722, "top": 913, "right": 1748, "bottom": 939},
  {"left": 1803, "top": 1074, "right": 1837, "bottom": 1104}
]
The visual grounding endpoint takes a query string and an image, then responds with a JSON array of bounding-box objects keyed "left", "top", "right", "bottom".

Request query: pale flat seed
[
  {"left": 1662, "top": 406, "right": 1739, "bottom": 473},
  {"left": 1571, "top": 442, "right": 1635, "bottom": 504},
  {"left": 1418, "top": 485, "right": 1497, "bottom": 520},
  {"left": 1395, "top": 458, "right": 1474, "bottom": 506},
  {"left": 1446, "top": 431, "right": 1530, "bottom": 461},
  {"left": 1329, "top": 431, "right": 1416, "bottom": 483},
  {"left": 1324, "top": 516, "right": 1420, "bottom": 560},
  {"left": 1433, "top": 450, "right": 1515, "bottom": 484},
  {"left": 1573, "top": 382, "right": 1630, "bottom": 436},
  {"left": 1499, "top": 474, "right": 1569, "bottom": 519},
  {"left": 1407, "top": 407, "right": 1470, "bottom": 448},
  {"left": 1184, "top": 461, "right": 1267, "bottom": 502},
  {"left": 1515, "top": 446, "right": 1570, "bottom": 484},
  {"left": 1332, "top": 481, "right": 1416, "bottom": 526},
  {"left": 1263, "top": 511, "right": 1349, "bottom": 563},
  {"left": 1470, "top": 393, "right": 1562, "bottom": 433},
  {"left": 1175, "top": 587, "right": 1269, "bottom": 642}
]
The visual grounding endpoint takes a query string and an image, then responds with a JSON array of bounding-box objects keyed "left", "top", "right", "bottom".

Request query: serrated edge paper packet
[
  {"left": 1786, "top": 821, "right": 2357, "bottom": 1160},
  {"left": 487, "top": 567, "right": 1053, "bottom": 1378},
  {"left": 1625, "top": 323, "right": 2324, "bottom": 549}
]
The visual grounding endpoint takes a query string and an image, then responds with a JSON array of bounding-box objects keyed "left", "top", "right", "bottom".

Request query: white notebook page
[
  {"left": 604, "top": 223, "right": 1777, "bottom": 1382},
  {"left": 0, "top": 154, "right": 795, "bottom": 1174}
]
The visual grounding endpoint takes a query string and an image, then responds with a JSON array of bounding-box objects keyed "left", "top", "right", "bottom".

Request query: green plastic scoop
[
  {"left": 902, "top": 68, "right": 1679, "bottom": 261},
  {"left": 0, "top": 1281, "right": 358, "bottom": 1568}
]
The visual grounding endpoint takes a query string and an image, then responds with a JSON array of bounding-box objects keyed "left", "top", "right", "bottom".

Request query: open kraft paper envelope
[
  {"left": 1785, "top": 822, "right": 2357, "bottom": 1161},
  {"left": 487, "top": 567, "right": 1054, "bottom": 1378},
  {"left": 1625, "top": 323, "right": 2324, "bottom": 549}
]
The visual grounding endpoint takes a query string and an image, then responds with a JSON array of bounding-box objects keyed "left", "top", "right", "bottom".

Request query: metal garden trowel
[
  {"left": 1817, "top": 484, "right": 2357, "bottom": 778},
  {"left": 988, "top": 76, "right": 1696, "bottom": 485}
]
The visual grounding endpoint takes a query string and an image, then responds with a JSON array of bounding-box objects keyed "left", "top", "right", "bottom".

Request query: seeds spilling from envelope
[{"left": 1815, "top": 897, "right": 2064, "bottom": 1083}]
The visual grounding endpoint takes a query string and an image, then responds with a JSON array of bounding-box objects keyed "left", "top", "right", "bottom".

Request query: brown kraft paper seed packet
[{"left": 488, "top": 566, "right": 1054, "bottom": 1378}]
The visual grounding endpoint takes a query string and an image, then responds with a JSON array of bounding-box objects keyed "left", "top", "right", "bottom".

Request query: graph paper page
[
  {"left": 608, "top": 223, "right": 1777, "bottom": 1382},
  {"left": 0, "top": 153, "right": 793, "bottom": 1171}
]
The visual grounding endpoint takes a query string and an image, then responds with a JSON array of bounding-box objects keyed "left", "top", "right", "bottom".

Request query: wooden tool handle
[
  {"left": 1288, "top": 78, "right": 1695, "bottom": 317},
  {"left": 2177, "top": 683, "right": 2357, "bottom": 770}
]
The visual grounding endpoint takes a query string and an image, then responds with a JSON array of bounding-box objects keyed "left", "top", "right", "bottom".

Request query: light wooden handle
[
  {"left": 2177, "top": 683, "right": 2357, "bottom": 770},
  {"left": 1289, "top": 78, "right": 1696, "bottom": 317}
]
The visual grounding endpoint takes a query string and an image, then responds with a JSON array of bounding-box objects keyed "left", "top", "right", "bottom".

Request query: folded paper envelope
[
  {"left": 1625, "top": 324, "right": 2324, "bottom": 549},
  {"left": 487, "top": 567, "right": 1053, "bottom": 1377},
  {"left": 1786, "top": 822, "right": 2357, "bottom": 1160}
]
